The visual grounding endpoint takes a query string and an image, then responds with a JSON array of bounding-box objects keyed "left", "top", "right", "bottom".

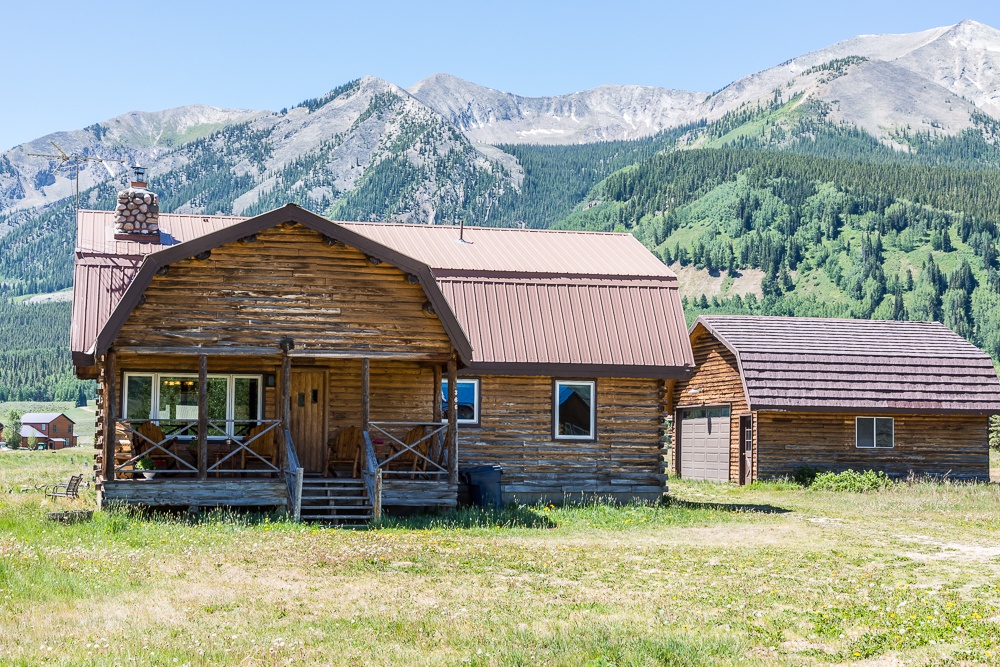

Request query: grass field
[{"left": 2, "top": 450, "right": 999, "bottom": 666}]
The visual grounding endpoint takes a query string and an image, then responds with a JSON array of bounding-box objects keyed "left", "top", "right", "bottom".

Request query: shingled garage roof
[
  {"left": 73, "top": 205, "right": 694, "bottom": 378},
  {"left": 694, "top": 315, "right": 1000, "bottom": 414}
]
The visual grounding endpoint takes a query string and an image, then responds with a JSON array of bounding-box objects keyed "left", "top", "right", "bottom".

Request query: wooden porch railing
[
  {"left": 368, "top": 421, "right": 449, "bottom": 478},
  {"left": 362, "top": 430, "right": 382, "bottom": 520},
  {"left": 207, "top": 420, "right": 281, "bottom": 474},
  {"left": 283, "top": 428, "right": 303, "bottom": 522},
  {"left": 114, "top": 420, "right": 198, "bottom": 476},
  {"left": 114, "top": 419, "right": 282, "bottom": 478}
]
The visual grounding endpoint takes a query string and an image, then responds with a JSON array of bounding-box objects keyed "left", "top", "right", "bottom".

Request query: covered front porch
[{"left": 98, "top": 347, "right": 462, "bottom": 522}]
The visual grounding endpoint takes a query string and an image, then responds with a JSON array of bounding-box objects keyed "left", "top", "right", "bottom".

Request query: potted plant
[{"left": 135, "top": 455, "right": 157, "bottom": 480}]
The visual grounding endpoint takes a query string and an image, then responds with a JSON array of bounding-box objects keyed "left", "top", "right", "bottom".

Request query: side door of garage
[{"left": 678, "top": 406, "right": 731, "bottom": 482}]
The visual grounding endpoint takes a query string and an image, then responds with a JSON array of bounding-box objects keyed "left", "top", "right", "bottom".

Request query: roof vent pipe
[
  {"left": 456, "top": 219, "right": 471, "bottom": 244},
  {"left": 114, "top": 166, "right": 160, "bottom": 241}
]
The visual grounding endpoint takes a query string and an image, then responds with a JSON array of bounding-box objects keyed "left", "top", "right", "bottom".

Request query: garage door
[{"left": 679, "top": 406, "right": 731, "bottom": 482}]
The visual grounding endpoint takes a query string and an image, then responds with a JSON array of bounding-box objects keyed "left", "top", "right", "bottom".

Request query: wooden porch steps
[{"left": 299, "top": 477, "right": 374, "bottom": 525}]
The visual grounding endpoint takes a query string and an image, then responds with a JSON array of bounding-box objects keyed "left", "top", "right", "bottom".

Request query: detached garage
[
  {"left": 676, "top": 407, "right": 730, "bottom": 481},
  {"left": 671, "top": 315, "right": 1000, "bottom": 483}
]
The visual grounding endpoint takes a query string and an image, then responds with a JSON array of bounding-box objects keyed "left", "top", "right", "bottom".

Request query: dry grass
[{"left": 2, "top": 450, "right": 1000, "bottom": 666}]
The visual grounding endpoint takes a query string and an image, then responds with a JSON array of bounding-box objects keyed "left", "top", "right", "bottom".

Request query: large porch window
[{"left": 123, "top": 373, "right": 262, "bottom": 437}]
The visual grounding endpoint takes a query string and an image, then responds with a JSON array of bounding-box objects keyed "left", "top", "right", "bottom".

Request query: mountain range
[
  {"left": 3, "top": 19, "right": 1000, "bottom": 400},
  {"left": 3, "top": 19, "right": 1000, "bottom": 226}
]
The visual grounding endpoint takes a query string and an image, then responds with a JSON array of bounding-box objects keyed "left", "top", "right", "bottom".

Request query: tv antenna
[{"left": 26, "top": 141, "right": 126, "bottom": 210}]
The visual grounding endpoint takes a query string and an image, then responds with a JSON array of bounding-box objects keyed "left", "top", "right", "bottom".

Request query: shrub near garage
[{"left": 810, "top": 470, "right": 893, "bottom": 492}]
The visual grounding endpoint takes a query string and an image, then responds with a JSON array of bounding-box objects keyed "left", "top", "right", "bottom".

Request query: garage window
[
  {"left": 856, "top": 417, "right": 893, "bottom": 449},
  {"left": 554, "top": 380, "right": 596, "bottom": 440}
]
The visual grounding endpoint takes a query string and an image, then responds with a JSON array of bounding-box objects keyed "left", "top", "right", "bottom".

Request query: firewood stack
[{"left": 114, "top": 168, "right": 160, "bottom": 239}]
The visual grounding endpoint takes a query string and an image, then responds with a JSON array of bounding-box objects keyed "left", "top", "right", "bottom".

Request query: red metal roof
[
  {"left": 695, "top": 315, "right": 1000, "bottom": 414},
  {"left": 439, "top": 276, "right": 692, "bottom": 375},
  {"left": 75, "top": 210, "right": 246, "bottom": 256},
  {"left": 73, "top": 208, "right": 693, "bottom": 377},
  {"left": 337, "top": 222, "right": 677, "bottom": 278}
]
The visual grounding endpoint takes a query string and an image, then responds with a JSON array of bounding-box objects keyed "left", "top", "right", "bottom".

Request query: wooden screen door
[
  {"left": 290, "top": 370, "right": 327, "bottom": 473},
  {"left": 738, "top": 415, "right": 753, "bottom": 486}
]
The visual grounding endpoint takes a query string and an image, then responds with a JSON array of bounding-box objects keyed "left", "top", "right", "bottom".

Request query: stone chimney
[{"left": 114, "top": 166, "right": 160, "bottom": 240}]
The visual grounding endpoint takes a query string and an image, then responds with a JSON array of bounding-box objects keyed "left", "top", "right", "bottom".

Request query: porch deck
[
  {"left": 102, "top": 478, "right": 288, "bottom": 508},
  {"left": 100, "top": 416, "right": 460, "bottom": 521}
]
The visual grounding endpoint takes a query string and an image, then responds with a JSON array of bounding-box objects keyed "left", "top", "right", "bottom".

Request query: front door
[
  {"left": 290, "top": 370, "right": 327, "bottom": 473},
  {"left": 739, "top": 415, "right": 753, "bottom": 485}
]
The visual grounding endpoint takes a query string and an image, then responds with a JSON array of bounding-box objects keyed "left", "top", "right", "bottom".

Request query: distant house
[
  {"left": 671, "top": 316, "right": 1000, "bottom": 483},
  {"left": 19, "top": 413, "right": 77, "bottom": 450}
]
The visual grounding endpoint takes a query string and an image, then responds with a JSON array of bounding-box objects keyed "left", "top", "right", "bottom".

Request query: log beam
[
  {"left": 280, "top": 351, "right": 291, "bottom": 469},
  {"left": 447, "top": 356, "right": 458, "bottom": 484},
  {"left": 361, "top": 357, "right": 370, "bottom": 432},
  {"left": 102, "top": 350, "right": 117, "bottom": 481},
  {"left": 197, "top": 355, "right": 208, "bottom": 480}
]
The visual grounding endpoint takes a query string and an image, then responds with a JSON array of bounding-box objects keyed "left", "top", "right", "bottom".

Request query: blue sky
[{"left": 2, "top": 0, "right": 998, "bottom": 151}]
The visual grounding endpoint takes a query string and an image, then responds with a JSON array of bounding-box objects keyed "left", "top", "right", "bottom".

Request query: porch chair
[
  {"left": 383, "top": 425, "right": 433, "bottom": 477},
  {"left": 45, "top": 474, "right": 83, "bottom": 499},
  {"left": 134, "top": 421, "right": 180, "bottom": 471},
  {"left": 240, "top": 423, "right": 277, "bottom": 471},
  {"left": 324, "top": 426, "right": 363, "bottom": 478}
]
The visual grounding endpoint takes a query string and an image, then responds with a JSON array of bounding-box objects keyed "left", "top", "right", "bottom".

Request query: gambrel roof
[
  {"left": 73, "top": 205, "right": 694, "bottom": 378},
  {"left": 693, "top": 315, "right": 1000, "bottom": 414}
]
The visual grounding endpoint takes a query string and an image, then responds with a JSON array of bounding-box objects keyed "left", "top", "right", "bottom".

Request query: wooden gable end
[
  {"left": 671, "top": 324, "right": 750, "bottom": 482},
  {"left": 674, "top": 325, "right": 747, "bottom": 411},
  {"left": 115, "top": 225, "right": 453, "bottom": 358}
]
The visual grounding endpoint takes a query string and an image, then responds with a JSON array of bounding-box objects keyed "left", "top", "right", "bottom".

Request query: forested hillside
[
  {"left": 0, "top": 300, "right": 91, "bottom": 402},
  {"left": 561, "top": 148, "right": 1000, "bottom": 359}
]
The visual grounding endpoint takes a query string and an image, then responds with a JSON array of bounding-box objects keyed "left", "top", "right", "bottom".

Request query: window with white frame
[
  {"left": 856, "top": 416, "right": 894, "bottom": 449},
  {"left": 441, "top": 378, "right": 480, "bottom": 425},
  {"left": 123, "top": 373, "right": 262, "bottom": 437},
  {"left": 554, "top": 380, "right": 596, "bottom": 440}
]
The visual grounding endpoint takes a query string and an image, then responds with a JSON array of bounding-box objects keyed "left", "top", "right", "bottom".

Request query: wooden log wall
[
  {"left": 116, "top": 225, "right": 452, "bottom": 356},
  {"left": 756, "top": 411, "right": 990, "bottom": 481},
  {"left": 670, "top": 327, "right": 749, "bottom": 483},
  {"left": 327, "top": 359, "right": 437, "bottom": 431},
  {"left": 457, "top": 375, "right": 665, "bottom": 501}
]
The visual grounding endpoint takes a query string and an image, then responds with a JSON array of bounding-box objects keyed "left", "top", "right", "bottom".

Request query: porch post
[
  {"left": 447, "top": 356, "right": 458, "bottom": 484},
  {"left": 280, "top": 350, "right": 291, "bottom": 469},
  {"left": 102, "top": 350, "right": 117, "bottom": 481},
  {"left": 197, "top": 354, "right": 208, "bottom": 480},
  {"left": 361, "top": 357, "right": 370, "bottom": 432}
]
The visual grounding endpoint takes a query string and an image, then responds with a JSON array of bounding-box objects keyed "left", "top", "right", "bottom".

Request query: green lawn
[{"left": 1, "top": 450, "right": 999, "bottom": 666}]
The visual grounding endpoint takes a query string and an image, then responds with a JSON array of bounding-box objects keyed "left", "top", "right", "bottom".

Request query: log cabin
[
  {"left": 72, "top": 185, "right": 694, "bottom": 521},
  {"left": 671, "top": 315, "right": 1000, "bottom": 484}
]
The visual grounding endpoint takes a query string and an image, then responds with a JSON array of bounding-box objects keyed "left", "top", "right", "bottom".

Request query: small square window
[
  {"left": 554, "top": 380, "right": 596, "bottom": 440},
  {"left": 441, "top": 378, "right": 480, "bottom": 425},
  {"left": 856, "top": 417, "right": 894, "bottom": 448}
]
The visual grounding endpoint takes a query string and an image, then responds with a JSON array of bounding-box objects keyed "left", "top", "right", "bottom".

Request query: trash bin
[{"left": 460, "top": 465, "right": 503, "bottom": 509}]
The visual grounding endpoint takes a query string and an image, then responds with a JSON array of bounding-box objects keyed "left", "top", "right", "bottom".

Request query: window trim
[
  {"left": 122, "top": 372, "right": 263, "bottom": 438},
  {"left": 855, "top": 416, "right": 894, "bottom": 449},
  {"left": 441, "top": 377, "right": 481, "bottom": 426},
  {"left": 552, "top": 379, "right": 597, "bottom": 442}
]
